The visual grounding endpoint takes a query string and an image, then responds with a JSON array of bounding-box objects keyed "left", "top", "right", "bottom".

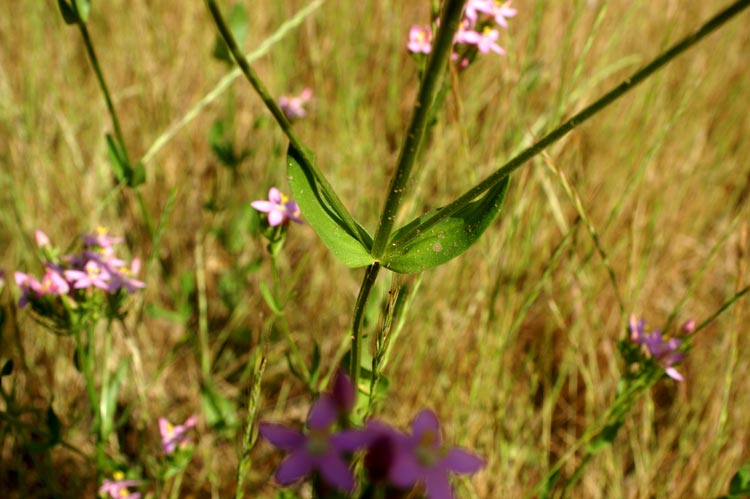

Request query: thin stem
[
  {"left": 350, "top": 263, "right": 381, "bottom": 393},
  {"left": 399, "top": 0, "right": 750, "bottom": 246},
  {"left": 235, "top": 353, "right": 267, "bottom": 499},
  {"left": 370, "top": 0, "right": 467, "bottom": 258},
  {"left": 195, "top": 238, "right": 211, "bottom": 380},
  {"left": 204, "top": 0, "right": 367, "bottom": 245},
  {"left": 75, "top": 19, "right": 130, "bottom": 165}
]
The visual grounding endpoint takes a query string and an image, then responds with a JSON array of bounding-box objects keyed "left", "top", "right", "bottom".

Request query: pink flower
[
  {"left": 460, "top": 26, "right": 506, "bottom": 55},
  {"left": 407, "top": 25, "right": 433, "bottom": 54},
  {"left": 279, "top": 88, "right": 313, "bottom": 120},
  {"left": 489, "top": 1, "right": 518, "bottom": 29},
  {"left": 99, "top": 472, "right": 141, "bottom": 499},
  {"left": 34, "top": 230, "right": 51, "bottom": 248},
  {"left": 629, "top": 315, "right": 688, "bottom": 381},
  {"left": 64, "top": 260, "right": 112, "bottom": 291},
  {"left": 159, "top": 415, "right": 197, "bottom": 454},
  {"left": 251, "top": 187, "right": 303, "bottom": 227}
]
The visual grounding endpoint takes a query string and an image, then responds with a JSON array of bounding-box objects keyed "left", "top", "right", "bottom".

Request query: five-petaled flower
[
  {"left": 386, "top": 409, "right": 485, "bottom": 499},
  {"left": 259, "top": 371, "right": 367, "bottom": 492},
  {"left": 99, "top": 472, "right": 142, "bottom": 499},
  {"left": 408, "top": 25, "right": 433, "bottom": 54},
  {"left": 251, "top": 187, "right": 303, "bottom": 227},
  {"left": 159, "top": 415, "right": 197, "bottom": 455},
  {"left": 279, "top": 88, "right": 313, "bottom": 120},
  {"left": 629, "top": 315, "right": 691, "bottom": 381}
]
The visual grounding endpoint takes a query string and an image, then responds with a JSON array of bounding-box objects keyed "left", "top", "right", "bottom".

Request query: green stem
[
  {"left": 235, "top": 354, "right": 267, "bottom": 499},
  {"left": 74, "top": 17, "right": 130, "bottom": 166},
  {"left": 398, "top": 0, "right": 750, "bottom": 247},
  {"left": 204, "top": 0, "right": 367, "bottom": 245},
  {"left": 370, "top": 0, "right": 467, "bottom": 258},
  {"left": 350, "top": 263, "right": 381, "bottom": 393}
]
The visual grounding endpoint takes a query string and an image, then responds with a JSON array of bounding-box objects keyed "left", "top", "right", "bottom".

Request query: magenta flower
[
  {"left": 259, "top": 372, "right": 367, "bottom": 492},
  {"left": 159, "top": 415, "right": 197, "bottom": 455},
  {"left": 64, "top": 260, "right": 112, "bottom": 291},
  {"left": 14, "top": 266, "right": 69, "bottom": 308},
  {"left": 408, "top": 25, "right": 433, "bottom": 54},
  {"left": 460, "top": 26, "right": 505, "bottom": 55},
  {"left": 387, "top": 410, "right": 485, "bottom": 499},
  {"left": 279, "top": 88, "right": 313, "bottom": 120},
  {"left": 629, "top": 315, "right": 686, "bottom": 381},
  {"left": 83, "top": 227, "right": 123, "bottom": 250},
  {"left": 99, "top": 472, "right": 142, "bottom": 499},
  {"left": 108, "top": 258, "right": 146, "bottom": 294},
  {"left": 251, "top": 187, "right": 303, "bottom": 227},
  {"left": 488, "top": 1, "right": 517, "bottom": 28}
]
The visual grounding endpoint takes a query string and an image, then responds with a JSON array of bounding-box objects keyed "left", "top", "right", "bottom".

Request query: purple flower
[
  {"left": 159, "top": 415, "right": 197, "bottom": 455},
  {"left": 279, "top": 88, "right": 313, "bottom": 120},
  {"left": 259, "top": 372, "right": 367, "bottom": 492},
  {"left": 108, "top": 258, "right": 146, "bottom": 294},
  {"left": 99, "top": 472, "right": 141, "bottom": 499},
  {"left": 251, "top": 187, "right": 303, "bottom": 227},
  {"left": 387, "top": 410, "right": 485, "bottom": 499},
  {"left": 408, "top": 25, "right": 433, "bottom": 54},
  {"left": 629, "top": 315, "right": 686, "bottom": 381}
]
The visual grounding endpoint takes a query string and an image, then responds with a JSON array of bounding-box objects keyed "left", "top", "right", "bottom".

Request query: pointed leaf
[
  {"left": 212, "top": 3, "right": 249, "bottom": 64},
  {"left": 106, "top": 133, "right": 129, "bottom": 184},
  {"left": 57, "top": 0, "right": 78, "bottom": 24},
  {"left": 382, "top": 175, "right": 510, "bottom": 273},
  {"left": 286, "top": 145, "right": 374, "bottom": 268},
  {"left": 74, "top": 0, "right": 90, "bottom": 23},
  {"left": 259, "top": 281, "right": 282, "bottom": 315}
]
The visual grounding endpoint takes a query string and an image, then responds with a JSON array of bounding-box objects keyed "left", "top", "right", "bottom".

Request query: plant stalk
[
  {"left": 370, "top": 0, "right": 467, "bottom": 258},
  {"left": 350, "top": 263, "right": 381, "bottom": 391}
]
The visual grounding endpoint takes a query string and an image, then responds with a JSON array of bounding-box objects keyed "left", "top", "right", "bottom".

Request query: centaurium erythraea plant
[
  {"left": 159, "top": 415, "right": 197, "bottom": 455},
  {"left": 628, "top": 315, "right": 696, "bottom": 381},
  {"left": 99, "top": 472, "right": 142, "bottom": 499},
  {"left": 260, "top": 372, "right": 485, "bottom": 498},
  {"left": 251, "top": 187, "right": 303, "bottom": 227},
  {"left": 279, "top": 87, "right": 313, "bottom": 121}
]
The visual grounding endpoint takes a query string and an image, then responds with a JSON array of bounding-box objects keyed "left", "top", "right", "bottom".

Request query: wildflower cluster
[
  {"left": 14, "top": 228, "right": 144, "bottom": 330},
  {"left": 626, "top": 315, "right": 696, "bottom": 382},
  {"left": 408, "top": 0, "right": 516, "bottom": 68},
  {"left": 260, "top": 372, "right": 484, "bottom": 498}
]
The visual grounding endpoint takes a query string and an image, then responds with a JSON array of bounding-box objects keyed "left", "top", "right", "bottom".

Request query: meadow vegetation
[{"left": 0, "top": 1, "right": 749, "bottom": 497}]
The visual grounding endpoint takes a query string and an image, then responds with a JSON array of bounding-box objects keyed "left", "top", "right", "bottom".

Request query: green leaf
[
  {"left": 74, "top": 0, "right": 90, "bottom": 22},
  {"left": 212, "top": 3, "right": 249, "bottom": 64},
  {"left": 57, "top": 0, "right": 78, "bottom": 24},
  {"left": 101, "top": 361, "right": 127, "bottom": 440},
  {"left": 287, "top": 145, "right": 374, "bottom": 268},
  {"left": 259, "top": 281, "right": 282, "bottom": 315},
  {"left": 382, "top": 175, "right": 510, "bottom": 273},
  {"left": 729, "top": 462, "right": 750, "bottom": 497}
]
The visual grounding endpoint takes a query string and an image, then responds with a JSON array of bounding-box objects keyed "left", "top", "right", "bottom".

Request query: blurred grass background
[{"left": 1, "top": 0, "right": 749, "bottom": 497}]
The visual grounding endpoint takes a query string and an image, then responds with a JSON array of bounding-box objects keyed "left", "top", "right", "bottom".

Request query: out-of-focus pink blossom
[
  {"left": 279, "top": 88, "right": 313, "bottom": 120},
  {"left": 407, "top": 25, "right": 433, "bottom": 54}
]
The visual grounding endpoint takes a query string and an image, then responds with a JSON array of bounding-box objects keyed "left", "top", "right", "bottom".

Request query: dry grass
[{"left": 1, "top": 0, "right": 749, "bottom": 497}]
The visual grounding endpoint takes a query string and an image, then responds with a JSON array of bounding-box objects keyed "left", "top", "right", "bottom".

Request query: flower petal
[
  {"left": 250, "top": 200, "right": 275, "bottom": 213},
  {"left": 275, "top": 450, "right": 314, "bottom": 485},
  {"left": 317, "top": 452, "right": 356, "bottom": 492},
  {"left": 308, "top": 395, "right": 338, "bottom": 430},
  {"left": 259, "top": 423, "right": 305, "bottom": 450},
  {"left": 665, "top": 367, "right": 684, "bottom": 382},
  {"left": 330, "top": 429, "right": 370, "bottom": 452},
  {"left": 424, "top": 467, "right": 454, "bottom": 499},
  {"left": 269, "top": 187, "right": 282, "bottom": 203},
  {"left": 388, "top": 449, "right": 422, "bottom": 488},
  {"left": 267, "top": 209, "right": 285, "bottom": 227},
  {"left": 412, "top": 409, "right": 441, "bottom": 440},
  {"left": 442, "top": 448, "right": 485, "bottom": 475}
]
